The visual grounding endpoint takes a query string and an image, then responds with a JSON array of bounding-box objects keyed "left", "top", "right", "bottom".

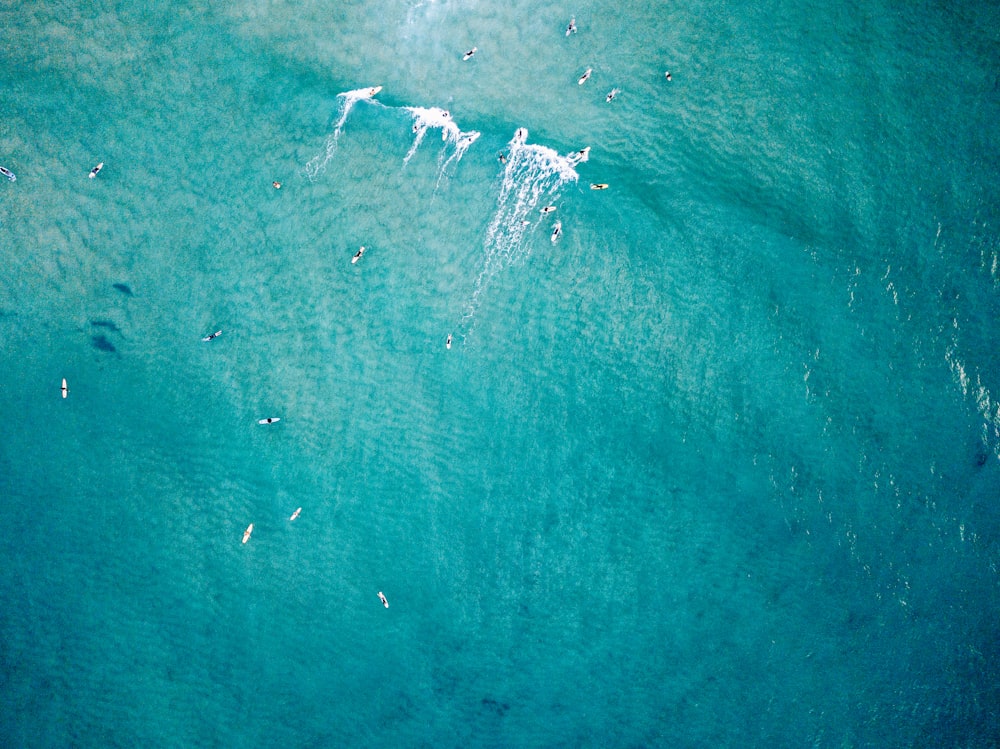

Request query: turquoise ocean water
[{"left": 2, "top": 0, "right": 999, "bottom": 745}]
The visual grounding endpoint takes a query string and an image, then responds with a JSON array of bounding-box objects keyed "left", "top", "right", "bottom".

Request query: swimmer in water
[
  {"left": 352, "top": 246, "right": 366, "bottom": 264},
  {"left": 566, "top": 18, "right": 577, "bottom": 36},
  {"left": 606, "top": 88, "right": 621, "bottom": 103},
  {"left": 498, "top": 152, "right": 507, "bottom": 164},
  {"left": 446, "top": 334, "right": 452, "bottom": 349},
  {"left": 463, "top": 47, "right": 477, "bottom": 61}
]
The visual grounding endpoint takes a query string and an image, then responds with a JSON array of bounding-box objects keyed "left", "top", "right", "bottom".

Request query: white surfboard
[
  {"left": 61, "top": 378, "right": 68, "bottom": 398},
  {"left": 88, "top": 162, "right": 104, "bottom": 179},
  {"left": 242, "top": 523, "right": 253, "bottom": 544},
  {"left": 378, "top": 591, "right": 389, "bottom": 608},
  {"left": 289, "top": 507, "right": 302, "bottom": 521},
  {"left": 258, "top": 417, "right": 281, "bottom": 425}
]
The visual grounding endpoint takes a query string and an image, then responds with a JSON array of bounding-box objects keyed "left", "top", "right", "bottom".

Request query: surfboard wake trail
[
  {"left": 403, "top": 107, "right": 481, "bottom": 186},
  {"left": 460, "top": 128, "right": 578, "bottom": 332},
  {"left": 305, "top": 87, "right": 381, "bottom": 181}
]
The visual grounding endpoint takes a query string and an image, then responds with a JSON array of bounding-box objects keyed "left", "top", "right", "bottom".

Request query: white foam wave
[
  {"left": 461, "top": 128, "right": 578, "bottom": 329},
  {"left": 305, "top": 87, "right": 381, "bottom": 181},
  {"left": 403, "top": 107, "right": 480, "bottom": 182}
]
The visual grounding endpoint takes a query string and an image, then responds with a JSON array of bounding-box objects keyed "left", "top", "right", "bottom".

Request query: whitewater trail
[
  {"left": 402, "top": 106, "right": 480, "bottom": 187},
  {"left": 458, "top": 128, "right": 580, "bottom": 337},
  {"left": 305, "top": 87, "right": 383, "bottom": 181},
  {"left": 304, "top": 91, "right": 480, "bottom": 184}
]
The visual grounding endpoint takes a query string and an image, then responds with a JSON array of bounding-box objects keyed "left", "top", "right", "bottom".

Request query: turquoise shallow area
[{"left": 2, "top": 0, "right": 999, "bottom": 746}]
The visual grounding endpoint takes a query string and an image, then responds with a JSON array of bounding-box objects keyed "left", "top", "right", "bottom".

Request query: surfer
[
  {"left": 202, "top": 330, "right": 222, "bottom": 341},
  {"left": 551, "top": 221, "right": 562, "bottom": 243},
  {"left": 498, "top": 152, "right": 507, "bottom": 164},
  {"left": 540, "top": 206, "right": 557, "bottom": 214},
  {"left": 606, "top": 88, "right": 621, "bottom": 103},
  {"left": 578, "top": 68, "right": 592, "bottom": 85},
  {"left": 242, "top": 524, "right": 253, "bottom": 544},
  {"left": 568, "top": 147, "right": 590, "bottom": 165},
  {"left": 665, "top": 71, "right": 672, "bottom": 81},
  {"left": 0, "top": 166, "right": 15, "bottom": 182},
  {"left": 352, "top": 246, "right": 366, "bottom": 264},
  {"left": 446, "top": 334, "right": 452, "bottom": 349},
  {"left": 61, "top": 378, "right": 68, "bottom": 398},
  {"left": 259, "top": 417, "right": 280, "bottom": 425},
  {"left": 566, "top": 17, "right": 577, "bottom": 36},
  {"left": 88, "top": 162, "right": 104, "bottom": 179},
  {"left": 463, "top": 47, "right": 477, "bottom": 61},
  {"left": 272, "top": 181, "right": 281, "bottom": 189},
  {"left": 290, "top": 507, "right": 302, "bottom": 521},
  {"left": 590, "top": 183, "right": 609, "bottom": 190},
  {"left": 378, "top": 591, "right": 389, "bottom": 608}
]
